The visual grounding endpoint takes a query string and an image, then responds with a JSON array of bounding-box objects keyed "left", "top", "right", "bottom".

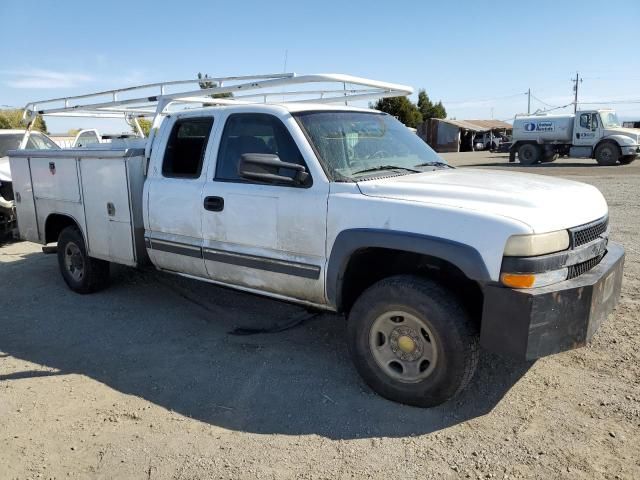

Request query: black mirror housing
[{"left": 238, "top": 153, "right": 309, "bottom": 186}]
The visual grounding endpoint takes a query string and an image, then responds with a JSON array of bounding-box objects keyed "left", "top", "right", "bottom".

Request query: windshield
[
  {"left": 599, "top": 111, "right": 621, "bottom": 128},
  {"left": 0, "top": 134, "right": 22, "bottom": 157},
  {"left": 294, "top": 111, "right": 446, "bottom": 180}
]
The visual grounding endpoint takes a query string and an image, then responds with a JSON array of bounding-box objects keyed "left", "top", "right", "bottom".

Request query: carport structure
[{"left": 418, "top": 118, "right": 512, "bottom": 153}]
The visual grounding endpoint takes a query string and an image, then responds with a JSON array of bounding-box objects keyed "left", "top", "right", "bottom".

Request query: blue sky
[{"left": 1, "top": 0, "right": 639, "bottom": 133}]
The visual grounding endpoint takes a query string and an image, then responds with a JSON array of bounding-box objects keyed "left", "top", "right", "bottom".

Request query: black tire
[
  {"left": 517, "top": 143, "right": 541, "bottom": 165},
  {"left": 619, "top": 155, "right": 636, "bottom": 165},
  {"left": 594, "top": 142, "right": 620, "bottom": 166},
  {"left": 347, "top": 275, "right": 479, "bottom": 407},
  {"left": 57, "top": 226, "right": 110, "bottom": 293}
]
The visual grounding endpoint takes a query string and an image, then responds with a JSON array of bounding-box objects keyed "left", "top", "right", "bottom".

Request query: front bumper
[
  {"left": 621, "top": 145, "right": 639, "bottom": 156},
  {"left": 480, "top": 241, "right": 624, "bottom": 360}
]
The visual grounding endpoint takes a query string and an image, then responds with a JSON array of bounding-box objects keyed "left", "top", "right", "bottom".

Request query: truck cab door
[
  {"left": 574, "top": 111, "right": 600, "bottom": 146},
  {"left": 200, "top": 112, "right": 329, "bottom": 305},
  {"left": 144, "top": 115, "right": 215, "bottom": 277}
]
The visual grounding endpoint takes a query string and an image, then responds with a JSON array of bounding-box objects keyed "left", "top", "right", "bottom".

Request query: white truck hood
[
  {"left": 0, "top": 157, "right": 11, "bottom": 183},
  {"left": 604, "top": 127, "right": 640, "bottom": 143},
  {"left": 357, "top": 169, "right": 608, "bottom": 233}
]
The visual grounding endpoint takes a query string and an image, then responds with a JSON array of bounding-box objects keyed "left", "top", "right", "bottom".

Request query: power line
[
  {"left": 530, "top": 93, "right": 563, "bottom": 109},
  {"left": 441, "top": 91, "right": 527, "bottom": 105}
]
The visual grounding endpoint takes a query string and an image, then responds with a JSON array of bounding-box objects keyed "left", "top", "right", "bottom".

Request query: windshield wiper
[
  {"left": 414, "top": 161, "right": 451, "bottom": 168},
  {"left": 352, "top": 165, "right": 420, "bottom": 176}
]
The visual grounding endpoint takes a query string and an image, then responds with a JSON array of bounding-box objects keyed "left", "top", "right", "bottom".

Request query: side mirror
[{"left": 238, "top": 153, "right": 309, "bottom": 186}]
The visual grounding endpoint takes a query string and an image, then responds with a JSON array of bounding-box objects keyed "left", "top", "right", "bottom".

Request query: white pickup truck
[{"left": 9, "top": 74, "right": 625, "bottom": 407}]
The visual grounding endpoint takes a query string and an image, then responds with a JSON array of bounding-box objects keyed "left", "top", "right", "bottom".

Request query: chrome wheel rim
[
  {"left": 369, "top": 310, "right": 438, "bottom": 383},
  {"left": 64, "top": 242, "right": 84, "bottom": 282}
]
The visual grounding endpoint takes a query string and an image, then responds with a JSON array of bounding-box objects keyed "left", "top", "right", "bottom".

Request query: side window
[
  {"left": 579, "top": 113, "right": 591, "bottom": 129},
  {"left": 27, "top": 133, "right": 59, "bottom": 150},
  {"left": 162, "top": 117, "right": 214, "bottom": 178},
  {"left": 215, "top": 113, "right": 308, "bottom": 184},
  {"left": 591, "top": 114, "right": 599, "bottom": 130}
]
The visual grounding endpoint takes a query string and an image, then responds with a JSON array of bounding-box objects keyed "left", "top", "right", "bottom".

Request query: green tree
[
  {"left": 136, "top": 118, "right": 152, "bottom": 137},
  {"left": 371, "top": 97, "right": 423, "bottom": 128},
  {"left": 197, "top": 72, "right": 234, "bottom": 100},
  {"left": 0, "top": 109, "right": 48, "bottom": 133},
  {"left": 417, "top": 89, "right": 447, "bottom": 121}
]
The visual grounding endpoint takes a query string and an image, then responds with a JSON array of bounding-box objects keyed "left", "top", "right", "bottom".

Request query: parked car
[
  {"left": 0, "top": 129, "right": 59, "bottom": 235},
  {"left": 473, "top": 132, "right": 505, "bottom": 151}
]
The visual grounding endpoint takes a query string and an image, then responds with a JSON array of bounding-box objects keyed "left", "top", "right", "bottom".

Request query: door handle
[{"left": 204, "top": 196, "right": 224, "bottom": 212}]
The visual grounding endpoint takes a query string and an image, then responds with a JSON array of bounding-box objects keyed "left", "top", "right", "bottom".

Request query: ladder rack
[{"left": 22, "top": 73, "right": 413, "bottom": 124}]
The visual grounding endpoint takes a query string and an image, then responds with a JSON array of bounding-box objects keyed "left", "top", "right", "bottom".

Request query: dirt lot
[{"left": 1, "top": 152, "right": 639, "bottom": 479}]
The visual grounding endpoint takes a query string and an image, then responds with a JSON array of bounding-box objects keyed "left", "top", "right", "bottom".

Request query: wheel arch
[
  {"left": 45, "top": 213, "right": 84, "bottom": 245},
  {"left": 594, "top": 136, "right": 624, "bottom": 158},
  {"left": 326, "top": 229, "right": 491, "bottom": 313}
]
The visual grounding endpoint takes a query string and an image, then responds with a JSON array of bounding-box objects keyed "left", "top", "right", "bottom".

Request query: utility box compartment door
[
  {"left": 31, "top": 157, "right": 81, "bottom": 202},
  {"left": 80, "top": 159, "right": 135, "bottom": 266}
]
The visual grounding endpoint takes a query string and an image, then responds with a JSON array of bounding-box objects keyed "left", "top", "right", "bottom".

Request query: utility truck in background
[
  {"left": 510, "top": 109, "right": 640, "bottom": 165},
  {"left": 8, "top": 73, "right": 625, "bottom": 407}
]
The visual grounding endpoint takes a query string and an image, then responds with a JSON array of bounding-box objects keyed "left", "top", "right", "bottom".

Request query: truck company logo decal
[
  {"left": 524, "top": 122, "right": 554, "bottom": 132},
  {"left": 49, "top": 162, "right": 56, "bottom": 175}
]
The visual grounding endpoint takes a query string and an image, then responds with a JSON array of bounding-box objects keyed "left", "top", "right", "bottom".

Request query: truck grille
[
  {"left": 567, "top": 254, "right": 604, "bottom": 279},
  {"left": 570, "top": 217, "right": 608, "bottom": 247}
]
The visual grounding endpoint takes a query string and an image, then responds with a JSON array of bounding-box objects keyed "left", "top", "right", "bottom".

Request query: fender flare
[
  {"left": 596, "top": 135, "right": 631, "bottom": 154},
  {"left": 326, "top": 228, "right": 492, "bottom": 310}
]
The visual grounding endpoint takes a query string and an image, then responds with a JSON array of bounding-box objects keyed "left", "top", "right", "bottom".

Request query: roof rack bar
[{"left": 22, "top": 73, "right": 413, "bottom": 124}]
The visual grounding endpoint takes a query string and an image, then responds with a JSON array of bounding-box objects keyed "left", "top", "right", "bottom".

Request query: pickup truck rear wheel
[
  {"left": 57, "top": 226, "right": 110, "bottom": 294},
  {"left": 517, "top": 143, "right": 541, "bottom": 165},
  {"left": 347, "top": 275, "right": 479, "bottom": 407},
  {"left": 594, "top": 142, "right": 620, "bottom": 166}
]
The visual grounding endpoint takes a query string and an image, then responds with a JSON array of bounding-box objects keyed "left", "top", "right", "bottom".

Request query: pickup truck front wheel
[
  {"left": 57, "top": 226, "right": 110, "bottom": 294},
  {"left": 347, "top": 275, "right": 479, "bottom": 407}
]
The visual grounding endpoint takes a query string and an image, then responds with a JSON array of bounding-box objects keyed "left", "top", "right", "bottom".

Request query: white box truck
[
  {"left": 8, "top": 73, "right": 625, "bottom": 407},
  {"left": 510, "top": 109, "right": 639, "bottom": 165}
]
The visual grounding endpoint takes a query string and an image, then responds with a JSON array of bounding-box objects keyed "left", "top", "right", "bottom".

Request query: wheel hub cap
[
  {"left": 64, "top": 242, "right": 84, "bottom": 282},
  {"left": 391, "top": 328, "right": 422, "bottom": 361},
  {"left": 369, "top": 311, "right": 438, "bottom": 383}
]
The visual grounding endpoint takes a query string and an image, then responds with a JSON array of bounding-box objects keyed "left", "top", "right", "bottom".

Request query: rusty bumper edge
[{"left": 480, "top": 242, "right": 625, "bottom": 360}]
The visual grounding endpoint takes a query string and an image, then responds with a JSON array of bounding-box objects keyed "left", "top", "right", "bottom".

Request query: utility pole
[
  {"left": 571, "top": 72, "right": 582, "bottom": 113},
  {"left": 527, "top": 88, "right": 531, "bottom": 114}
]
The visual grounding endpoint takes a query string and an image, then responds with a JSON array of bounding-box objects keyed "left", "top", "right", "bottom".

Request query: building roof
[{"left": 433, "top": 118, "right": 512, "bottom": 131}]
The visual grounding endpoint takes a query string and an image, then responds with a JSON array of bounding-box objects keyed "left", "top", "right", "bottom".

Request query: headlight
[{"left": 503, "top": 230, "right": 569, "bottom": 257}]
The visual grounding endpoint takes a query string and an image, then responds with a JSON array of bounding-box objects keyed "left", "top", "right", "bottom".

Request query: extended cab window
[
  {"left": 215, "top": 113, "right": 308, "bottom": 184},
  {"left": 162, "top": 117, "right": 214, "bottom": 178}
]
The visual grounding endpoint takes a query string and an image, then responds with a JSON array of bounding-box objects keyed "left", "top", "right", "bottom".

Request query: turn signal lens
[
  {"left": 500, "top": 273, "right": 535, "bottom": 288},
  {"left": 500, "top": 268, "right": 568, "bottom": 289}
]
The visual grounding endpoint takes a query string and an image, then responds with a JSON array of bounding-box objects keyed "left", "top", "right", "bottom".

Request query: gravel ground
[{"left": 1, "top": 152, "right": 638, "bottom": 479}]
